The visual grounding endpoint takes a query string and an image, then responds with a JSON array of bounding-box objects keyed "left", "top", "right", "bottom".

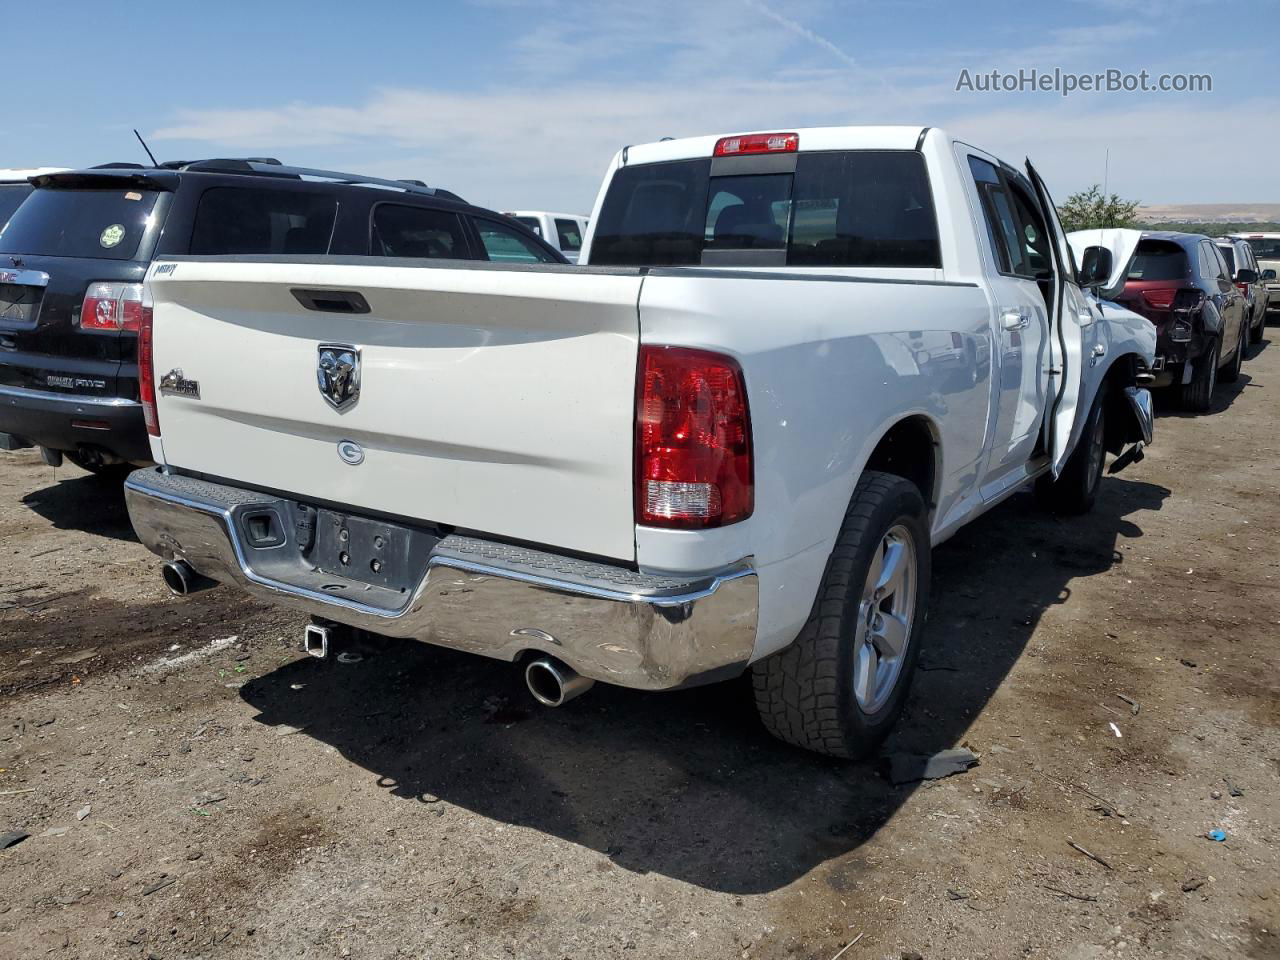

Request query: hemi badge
[{"left": 159, "top": 369, "right": 200, "bottom": 399}]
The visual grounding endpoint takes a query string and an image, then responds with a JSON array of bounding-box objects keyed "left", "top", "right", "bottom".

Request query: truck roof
[{"left": 620, "top": 125, "right": 935, "bottom": 167}]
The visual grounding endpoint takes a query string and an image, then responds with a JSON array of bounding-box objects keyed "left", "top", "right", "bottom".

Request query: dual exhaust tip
[
  {"left": 163, "top": 562, "right": 594, "bottom": 708},
  {"left": 161, "top": 560, "right": 216, "bottom": 596},
  {"left": 302, "top": 621, "right": 595, "bottom": 708}
]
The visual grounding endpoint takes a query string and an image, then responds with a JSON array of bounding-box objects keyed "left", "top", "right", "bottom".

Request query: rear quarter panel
[{"left": 635, "top": 270, "right": 993, "bottom": 657}]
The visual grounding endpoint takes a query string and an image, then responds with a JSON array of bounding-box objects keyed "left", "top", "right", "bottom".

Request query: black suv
[{"left": 0, "top": 159, "right": 565, "bottom": 473}]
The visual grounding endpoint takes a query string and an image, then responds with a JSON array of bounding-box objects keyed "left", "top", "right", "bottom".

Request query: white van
[{"left": 504, "top": 211, "right": 589, "bottom": 262}]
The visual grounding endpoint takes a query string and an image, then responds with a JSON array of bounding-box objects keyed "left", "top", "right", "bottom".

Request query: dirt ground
[{"left": 1, "top": 338, "right": 1277, "bottom": 960}]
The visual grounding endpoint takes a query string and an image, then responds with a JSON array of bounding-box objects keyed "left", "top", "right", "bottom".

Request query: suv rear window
[
  {"left": 0, "top": 187, "right": 162, "bottom": 260},
  {"left": 0, "top": 184, "right": 32, "bottom": 229},
  {"left": 1217, "top": 244, "right": 1236, "bottom": 274},
  {"left": 1127, "top": 240, "right": 1189, "bottom": 281},
  {"left": 590, "top": 151, "right": 941, "bottom": 268},
  {"left": 189, "top": 187, "right": 336, "bottom": 255}
]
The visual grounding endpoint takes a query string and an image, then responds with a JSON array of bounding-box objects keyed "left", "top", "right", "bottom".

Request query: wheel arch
[
  {"left": 856, "top": 414, "right": 943, "bottom": 524},
  {"left": 1099, "top": 351, "right": 1148, "bottom": 454}
]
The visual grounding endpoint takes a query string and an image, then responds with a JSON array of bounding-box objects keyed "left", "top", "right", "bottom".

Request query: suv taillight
[
  {"left": 81, "top": 282, "right": 145, "bottom": 332},
  {"left": 138, "top": 287, "right": 159, "bottom": 437},
  {"left": 635, "top": 345, "right": 752, "bottom": 528}
]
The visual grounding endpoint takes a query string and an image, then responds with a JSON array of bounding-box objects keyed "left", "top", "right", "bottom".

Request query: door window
[
  {"left": 371, "top": 204, "right": 467, "bottom": 258},
  {"left": 967, "top": 156, "right": 1027, "bottom": 276},
  {"left": 554, "top": 218, "right": 583, "bottom": 252},
  {"left": 474, "top": 218, "right": 559, "bottom": 263}
]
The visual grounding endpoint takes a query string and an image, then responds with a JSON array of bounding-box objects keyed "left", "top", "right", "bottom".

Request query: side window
[
  {"left": 1007, "top": 181, "right": 1053, "bottom": 279},
  {"left": 1210, "top": 245, "right": 1233, "bottom": 286},
  {"left": 189, "top": 187, "right": 336, "bottom": 255},
  {"left": 554, "top": 217, "right": 583, "bottom": 252},
  {"left": 474, "top": 218, "right": 558, "bottom": 263},
  {"left": 1199, "top": 242, "right": 1227, "bottom": 283},
  {"left": 371, "top": 204, "right": 467, "bottom": 259},
  {"left": 967, "top": 156, "right": 1009, "bottom": 273},
  {"left": 514, "top": 216, "right": 542, "bottom": 237}
]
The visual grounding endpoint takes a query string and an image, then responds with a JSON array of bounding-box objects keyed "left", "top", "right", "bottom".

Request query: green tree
[{"left": 1057, "top": 185, "right": 1140, "bottom": 233}]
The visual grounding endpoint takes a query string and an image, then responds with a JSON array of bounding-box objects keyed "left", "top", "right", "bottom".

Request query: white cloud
[{"left": 148, "top": 0, "right": 1263, "bottom": 209}]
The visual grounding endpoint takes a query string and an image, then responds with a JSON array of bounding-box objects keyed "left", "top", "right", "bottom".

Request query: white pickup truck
[{"left": 124, "top": 126, "right": 1155, "bottom": 758}]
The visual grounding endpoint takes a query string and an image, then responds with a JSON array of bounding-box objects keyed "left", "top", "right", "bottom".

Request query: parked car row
[
  {"left": 1110, "top": 229, "right": 1272, "bottom": 412},
  {"left": 0, "top": 127, "right": 1166, "bottom": 760}
]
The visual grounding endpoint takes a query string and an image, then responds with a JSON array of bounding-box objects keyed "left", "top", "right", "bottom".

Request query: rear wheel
[
  {"left": 1181, "top": 338, "right": 1219, "bottom": 412},
  {"left": 752, "top": 472, "right": 929, "bottom": 759},
  {"left": 1035, "top": 384, "right": 1106, "bottom": 515}
]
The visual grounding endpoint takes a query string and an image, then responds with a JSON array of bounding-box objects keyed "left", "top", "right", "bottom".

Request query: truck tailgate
[{"left": 147, "top": 258, "right": 643, "bottom": 561}]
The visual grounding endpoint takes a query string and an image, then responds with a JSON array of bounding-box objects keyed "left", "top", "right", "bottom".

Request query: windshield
[
  {"left": 590, "top": 151, "right": 941, "bottom": 268},
  {"left": 0, "top": 186, "right": 162, "bottom": 260},
  {"left": 0, "top": 184, "right": 32, "bottom": 229},
  {"left": 1243, "top": 237, "right": 1280, "bottom": 260}
]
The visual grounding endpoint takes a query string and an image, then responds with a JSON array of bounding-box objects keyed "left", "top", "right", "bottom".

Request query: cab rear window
[
  {"left": 0, "top": 187, "right": 162, "bottom": 260},
  {"left": 189, "top": 187, "right": 337, "bottom": 255},
  {"left": 590, "top": 151, "right": 941, "bottom": 269}
]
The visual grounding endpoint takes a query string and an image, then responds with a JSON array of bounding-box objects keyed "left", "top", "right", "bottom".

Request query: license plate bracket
[{"left": 314, "top": 509, "right": 416, "bottom": 592}]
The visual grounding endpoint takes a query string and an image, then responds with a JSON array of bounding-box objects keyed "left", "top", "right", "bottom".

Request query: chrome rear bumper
[{"left": 123, "top": 468, "right": 758, "bottom": 690}]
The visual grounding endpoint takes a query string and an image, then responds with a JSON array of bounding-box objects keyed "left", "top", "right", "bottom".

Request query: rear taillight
[
  {"left": 635, "top": 345, "right": 752, "bottom": 529},
  {"left": 1236, "top": 282, "right": 1249, "bottom": 296},
  {"left": 1141, "top": 288, "right": 1177, "bottom": 309},
  {"left": 713, "top": 132, "right": 798, "bottom": 157},
  {"left": 137, "top": 287, "right": 159, "bottom": 437},
  {"left": 80, "top": 281, "right": 145, "bottom": 332}
]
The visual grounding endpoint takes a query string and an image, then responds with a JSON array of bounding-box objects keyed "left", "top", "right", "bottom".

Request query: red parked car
[{"left": 1114, "top": 232, "right": 1250, "bottom": 412}]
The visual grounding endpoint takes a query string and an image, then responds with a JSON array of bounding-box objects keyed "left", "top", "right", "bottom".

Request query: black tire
[
  {"left": 65, "top": 453, "right": 133, "bottom": 480},
  {"left": 752, "top": 471, "right": 930, "bottom": 759},
  {"left": 1221, "top": 326, "right": 1244, "bottom": 384},
  {"left": 1035, "top": 384, "right": 1107, "bottom": 515},
  {"left": 1180, "top": 338, "right": 1219, "bottom": 413}
]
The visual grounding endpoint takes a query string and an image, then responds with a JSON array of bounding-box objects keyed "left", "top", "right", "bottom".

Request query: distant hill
[{"left": 1137, "top": 203, "right": 1280, "bottom": 224}]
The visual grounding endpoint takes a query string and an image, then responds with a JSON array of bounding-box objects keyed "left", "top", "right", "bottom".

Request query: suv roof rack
[{"left": 173, "top": 160, "right": 464, "bottom": 202}]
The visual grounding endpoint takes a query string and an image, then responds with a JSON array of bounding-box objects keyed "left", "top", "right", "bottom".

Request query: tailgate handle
[{"left": 291, "top": 288, "right": 371, "bottom": 315}]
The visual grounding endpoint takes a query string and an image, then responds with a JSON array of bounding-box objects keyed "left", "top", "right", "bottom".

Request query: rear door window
[
  {"left": 188, "top": 187, "right": 336, "bottom": 255},
  {"left": 0, "top": 184, "right": 33, "bottom": 229},
  {"left": 590, "top": 151, "right": 940, "bottom": 268},
  {"left": 0, "top": 187, "right": 162, "bottom": 260},
  {"left": 473, "top": 218, "right": 559, "bottom": 263},
  {"left": 554, "top": 217, "right": 583, "bottom": 252},
  {"left": 371, "top": 204, "right": 467, "bottom": 259}
]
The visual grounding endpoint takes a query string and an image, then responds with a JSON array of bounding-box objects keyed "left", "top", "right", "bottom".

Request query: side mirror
[
  {"left": 1236, "top": 268, "right": 1258, "bottom": 284},
  {"left": 1077, "top": 245, "right": 1113, "bottom": 289},
  {"left": 1264, "top": 269, "right": 1277, "bottom": 281}
]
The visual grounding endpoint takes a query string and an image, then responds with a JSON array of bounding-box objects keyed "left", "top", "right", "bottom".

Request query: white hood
[{"left": 1067, "top": 228, "right": 1143, "bottom": 301}]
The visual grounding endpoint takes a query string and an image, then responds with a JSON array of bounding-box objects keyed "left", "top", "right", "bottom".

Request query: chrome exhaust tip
[
  {"left": 161, "top": 560, "right": 215, "bottom": 596},
  {"left": 303, "top": 622, "right": 331, "bottom": 659},
  {"left": 524, "top": 657, "right": 594, "bottom": 707}
]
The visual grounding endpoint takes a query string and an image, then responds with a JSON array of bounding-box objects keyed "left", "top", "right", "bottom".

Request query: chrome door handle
[{"left": 1001, "top": 307, "right": 1029, "bottom": 330}]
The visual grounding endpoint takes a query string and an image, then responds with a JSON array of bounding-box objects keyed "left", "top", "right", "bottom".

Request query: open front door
[{"left": 1026, "top": 160, "right": 1086, "bottom": 476}]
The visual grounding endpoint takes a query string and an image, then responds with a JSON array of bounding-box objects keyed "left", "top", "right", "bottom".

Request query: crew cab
[
  {"left": 124, "top": 127, "right": 1155, "bottom": 758},
  {"left": 0, "top": 160, "right": 564, "bottom": 475}
]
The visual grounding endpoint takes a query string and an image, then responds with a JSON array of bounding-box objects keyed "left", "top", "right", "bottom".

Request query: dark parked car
[
  {"left": 1113, "top": 232, "right": 1249, "bottom": 412},
  {"left": 0, "top": 159, "right": 565, "bottom": 474},
  {"left": 1215, "top": 236, "right": 1268, "bottom": 342}
]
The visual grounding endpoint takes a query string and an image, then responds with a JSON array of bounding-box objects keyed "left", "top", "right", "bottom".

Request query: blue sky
[{"left": 8, "top": 0, "right": 1272, "bottom": 212}]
